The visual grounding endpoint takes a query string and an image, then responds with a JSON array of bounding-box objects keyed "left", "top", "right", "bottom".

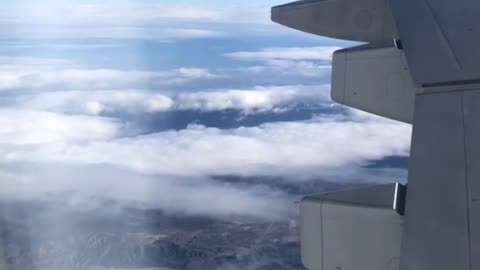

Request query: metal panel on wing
[
  {"left": 400, "top": 92, "right": 471, "bottom": 270},
  {"left": 331, "top": 43, "right": 416, "bottom": 123},
  {"left": 460, "top": 90, "right": 480, "bottom": 270},
  {"left": 301, "top": 184, "right": 404, "bottom": 270},
  {"left": 391, "top": 0, "right": 480, "bottom": 85}
]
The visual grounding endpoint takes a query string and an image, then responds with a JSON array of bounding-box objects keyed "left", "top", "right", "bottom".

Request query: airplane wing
[
  {"left": 273, "top": 1, "right": 480, "bottom": 270},
  {"left": 271, "top": 0, "right": 398, "bottom": 43},
  {"left": 391, "top": 0, "right": 480, "bottom": 85}
]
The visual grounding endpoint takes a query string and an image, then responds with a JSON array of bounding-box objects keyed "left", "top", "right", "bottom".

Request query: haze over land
[{"left": 0, "top": 1, "right": 411, "bottom": 269}]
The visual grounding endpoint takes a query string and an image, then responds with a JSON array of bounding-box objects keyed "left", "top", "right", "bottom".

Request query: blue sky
[{"left": 0, "top": 1, "right": 411, "bottom": 221}]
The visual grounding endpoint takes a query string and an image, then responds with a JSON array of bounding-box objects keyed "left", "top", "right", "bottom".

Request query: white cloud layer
[
  {"left": 0, "top": 107, "right": 410, "bottom": 219},
  {"left": 176, "top": 85, "right": 328, "bottom": 112},
  {"left": 0, "top": 56, "right": 218, "bottom": 91},
  {"left": 0, "top": 29, "right": 406, "bottom": 222},
  {"left": 226, "top": 47, "right": 340, "bottom": 77},
  {"left": 0, "top": 164, "right": 293, "bottom": 221},
  {"left": 225, "top": 47, "right": 340, "bottom": 62},
  {"left": 0, "top": 39, "right": 407, "bottom": 222},
  {"left": 0, "top": 110, "right": 411, "bottom": 179},
  {"left": 18, "top": 85, "right": 330, "bottom": 115},
  {"left": 0, "top": 109, "right": 119, "bottom": 145}
]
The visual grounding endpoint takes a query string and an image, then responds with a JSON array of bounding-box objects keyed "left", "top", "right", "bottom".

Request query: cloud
[
  {"left": 175, "top": 85, "right": 330, "bottom": 112},
  {"left": 238, "top": 60, "right": 333, "bottom": 77},
  {"left": 17, "top": 85, "right": 330, "bottom": 115},
  {"left": 0, "top": 109, "right": 120, "bottom": 145},
  {"left": 0, "top": 106, "right": 410, "bottom": 220},
  {"left": 19, "top": 90, "right": 174, "bottom": 115},
  {"left": 1, "top": 110, "right": 411, "bottom": 179},
  {"left": 0, "top": 56, "right": 219, "bottom": 91},
  {"left": 0, "top": 48, "right": 336, "bottom": 96},
  {"left": 226, "top": 47, "right": 340, "bottom": 78},
  {"left": 0, "top": 109, "right": 293, "bottom": 222},
  {"left": 225, "top": 47, "right": 340, "bottom": 62},
  {"left": 0, "top": 163, "right": 293, "bottom": 221},
  {"left": 0, "top": 71, "right": 410, "bottom": 220},
  {"left": 0, "top": 14, "right": 406, "bottom": 223}
]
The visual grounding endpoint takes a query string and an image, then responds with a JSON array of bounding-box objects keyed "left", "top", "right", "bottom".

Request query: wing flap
[{"left": 331, "top": 43, "right": 416, "bottom": 123}]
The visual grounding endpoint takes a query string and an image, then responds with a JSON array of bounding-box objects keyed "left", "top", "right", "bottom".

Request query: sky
[{"left": 0, "top": 0, "right": 412, "bottom": 222}]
